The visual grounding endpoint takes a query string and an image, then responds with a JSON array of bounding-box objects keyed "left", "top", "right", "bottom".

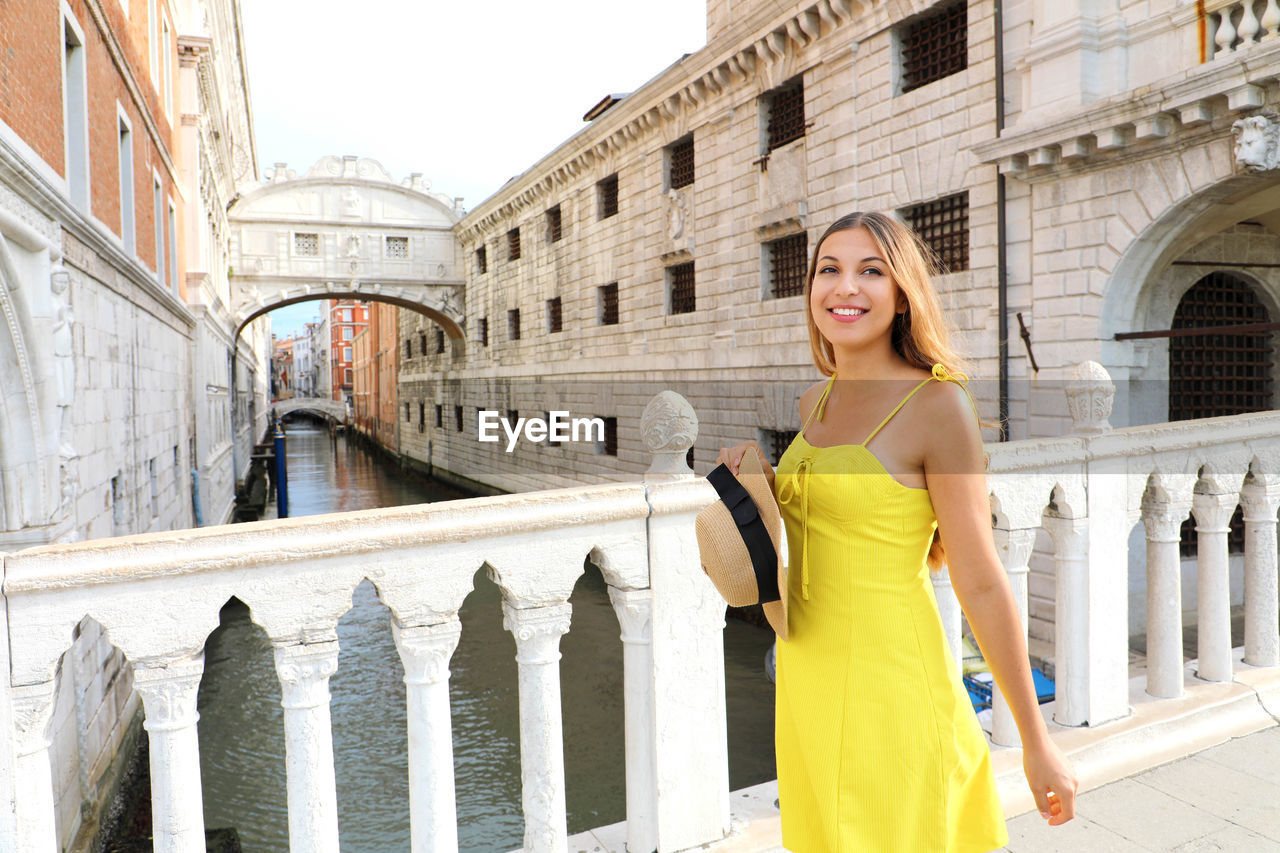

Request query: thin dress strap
[
  {"left": 860, "top": 363, "right": 981, "bottom": 445},
  {"left": 799, "top": 372, "right": 837, "bottom": 436},
  {"left": 860, "top": 375, "right": 935, "bottom": 446}
]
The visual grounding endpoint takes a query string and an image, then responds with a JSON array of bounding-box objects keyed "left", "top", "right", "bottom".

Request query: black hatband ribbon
[{"left": 706, "top": 464, "right": 780, "bottom": 604}]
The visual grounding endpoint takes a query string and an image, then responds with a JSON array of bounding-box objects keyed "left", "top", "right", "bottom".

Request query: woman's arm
[{"left": 919, "top": 381, "right": 1079, "bottom": 825}]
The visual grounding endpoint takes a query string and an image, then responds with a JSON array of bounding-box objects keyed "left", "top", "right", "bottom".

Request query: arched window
[{"left": 1168, "top": 271, "right": 1274, "bottom": 556}]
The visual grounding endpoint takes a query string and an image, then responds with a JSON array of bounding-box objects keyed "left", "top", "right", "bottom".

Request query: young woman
[{"left": 717, "top": 212, "right": 1077, "bottom": 851}]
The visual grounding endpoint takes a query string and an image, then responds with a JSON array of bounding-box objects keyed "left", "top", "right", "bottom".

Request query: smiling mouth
[{"left": 829, "top": 307, "right": 867, "bottom": 320}]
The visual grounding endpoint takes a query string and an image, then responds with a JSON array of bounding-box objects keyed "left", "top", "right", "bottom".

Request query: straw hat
[{"left": 695, "top": 449, "right": 788, "bottom": 639}]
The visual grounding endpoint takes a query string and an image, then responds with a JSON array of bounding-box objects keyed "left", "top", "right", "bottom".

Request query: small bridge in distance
[{"left": 273, "top": 396, "right": 348, "bottom": 424}]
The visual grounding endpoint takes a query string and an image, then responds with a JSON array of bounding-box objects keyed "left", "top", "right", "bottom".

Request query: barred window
[
  {"left": 476, "top": 245, "right": 487, "bottom": 273},
  {"left": 768, "top": 232, "right": 808, "bottom": 298},
  {"left": 668, "top": 135, "right": 694, "bottom": 189},
  {"left": 547, "top": 297, "right": 563, "bottom": 333},
  {"left": 478, "top": 316, "right": 489, "bottom": 347},
  {"left": 901, "top": 192, "right": 969, "bottom": 273},
  {"left": 547, "top": 205, "right": 562, "bottom": 243},
  {"left": 599, "top": 283, "right": 619, "bottom": 326},
  {"left": 507, "top": 227, "right": 521, "bottom": 261},
  {"left": 404, "top": 402, "right": 411, "bottom": 422},
  {"left": 454, "top": 404, "right": 463, "bottom": 432},
  {"left": 899, "top": 2, "right": 967, "bottom": 94},
  {"left": 598, "top": 416, "right": 618, "bottom": 456},
  {"left": 385, "top": 236, "right": 409, "bottom": 258},
  {"left": 764, "top": 77, "right": 805, "bottom": 153},
  {"left": 404, "top": 338, "right": 412, "bottom": 359},
  {"left": 435, "top": 329, "right": 445, "bottom": 354},
  {"left": 766, "top": 429, "right": 798, "bottom": 467},
  {"left": 435, "top": 404, "right": 443, "bottom": 428},
  {"left": 418, "top": 402, "right": 425, "bottom": 425},
  {"left": 508, "top": 308, "right": 521, "bottom": 341},
  {"left": 598, "top": 173, "right": 619, "bottom": 219},
  {"left": 668, "top": 262, "right": 696, "bottom": 315},
  {"left": 419, "top": 332, "right": 427, "bottom": 357},
  {"left": 294, "top": 232, "right": 319, "bottom": 256}
]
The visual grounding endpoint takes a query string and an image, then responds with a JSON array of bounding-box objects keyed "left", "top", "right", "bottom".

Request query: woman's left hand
[{"left": 1022, "top": 736, "right": 1078, "bottom": 826}]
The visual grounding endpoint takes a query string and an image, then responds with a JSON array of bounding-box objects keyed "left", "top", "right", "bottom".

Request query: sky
[{"left": 241, "top": 1, "right": 708, "bottom": 338}]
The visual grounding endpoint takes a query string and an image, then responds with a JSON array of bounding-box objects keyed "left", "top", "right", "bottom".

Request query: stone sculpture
[{"left": 1232, "top": 115, "right": 1280, "bottom": 171}]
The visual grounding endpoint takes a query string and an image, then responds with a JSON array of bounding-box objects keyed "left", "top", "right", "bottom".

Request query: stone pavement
[{"left": 999, "top": 724, "right": 1280, "bottom": 853}]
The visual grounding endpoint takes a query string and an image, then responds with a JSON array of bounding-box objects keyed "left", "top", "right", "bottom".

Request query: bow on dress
[{"left": 776, "top": 458, "right": 813, "bottom": 601}]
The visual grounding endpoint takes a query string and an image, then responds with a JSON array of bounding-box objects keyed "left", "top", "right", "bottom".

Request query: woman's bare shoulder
[{"left": 796, "top": 378, "right": 831, "bottom": 423}]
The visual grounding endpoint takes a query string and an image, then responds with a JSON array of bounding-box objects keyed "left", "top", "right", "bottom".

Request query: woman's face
[{"left": 809, "top": 226, "right": 908, "bottom": 352}]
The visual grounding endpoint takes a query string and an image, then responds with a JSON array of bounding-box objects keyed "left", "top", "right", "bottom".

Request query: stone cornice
[
  {"left": 456, "top": 0, "right": 873, "bottom": 245},
  {"left": 973, "top": 40, "right": 1280, "bottom": 178}
]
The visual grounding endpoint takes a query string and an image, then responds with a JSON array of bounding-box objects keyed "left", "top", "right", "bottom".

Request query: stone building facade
[
  {"left": 398, "top": 0, "right": 1280, "bottom": 648},
  {"left": 0, "top": 0, "right": 268, "bottom": 846}
]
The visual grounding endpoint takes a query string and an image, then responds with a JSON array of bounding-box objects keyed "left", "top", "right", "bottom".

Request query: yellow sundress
[{"left": 773, "top": 363, "right": 1010, "bottom": 852}]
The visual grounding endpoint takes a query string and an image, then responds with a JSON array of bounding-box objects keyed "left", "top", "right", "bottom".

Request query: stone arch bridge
[{"left": 273, "top": 396, "right": 347, "bottom": 422}]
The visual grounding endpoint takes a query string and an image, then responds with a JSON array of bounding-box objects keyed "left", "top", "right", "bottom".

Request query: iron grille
[
  {"left": 454, "top": 405, "right": 463, "bottom": 432},
  {"left": 507, "top": 228, "right": 521, "bottom": 261},
  {"left": 600, "top": 283, "right": 619, "bottom": 325},
  {"left": 478, "top": 317, "right": 488, "bottom": 347},
  {"left": 669, "top": 262, "right": 695, "bottom": 314},
  {"left": 435, "top": 404, "right": 443, "bottom": 428},
  {"left": 418, "top": 403, "right": 425, "bottom": 432},
  {"left": 385, "top": 236, "right": 408, "bottom": 258},
  {"left": 547, "top": 297, "right": 563, "bottom": 333},
  {"left": 901, "top": 2, "right": 968, "bottom": 94},
  {"left": 294, "top": 232, "right": 319, "bottom": 256},
  {"left": 770, "top": 232, "right": 809, "bottom": 298},
  {"left": 1170, "top": 271, "right": 1274, "bottom": 557},
  {"left": 405, "top": 339, "right": 412, "bottom": 360},
  {"left": 902, "top": 192, "right": 969, "bottom": 272},
  {"left": 508, "top": 308, "right": 521, "bottom": 341},
  {"left": 435, "top": 329, "right": 445, "bottom": 354},
  {"left": 669, "top": 136, "right": 694, "bottom": 189},
  {"left": 599, "top": 174, "right": 619, "bottom": 219},
  {"left": 602, "top": 416, "right": 618, "bottom": 456},
  {"left": 766, "top": 78, "right": 805, "bottom": 153},
  {"left": 419, "top": 332, "right": 427, "bottom": 357},
  {"left": 768, "top": 430, "right": 798, "bottom": 466},
  {"left": 476, "top": 245, "right": 487, "bottom": 273},
  {"left": 404, "top": 403, "right": 411, "bottom": 422},
  {"left": 547, "top": 205, "right": 562, "bottom": 243}
]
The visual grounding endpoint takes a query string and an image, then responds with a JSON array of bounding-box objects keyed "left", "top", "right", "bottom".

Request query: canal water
[{"left": 196, "top": 422, "right": 778, "bottom": 852}]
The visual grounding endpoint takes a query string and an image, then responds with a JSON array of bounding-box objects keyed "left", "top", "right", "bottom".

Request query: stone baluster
[
  {"left": 392, "top": 618, "right": 463, "bottom": 853},
  {"left": 989, "top": 527, "right": 1036, "bottom": 748},
  {"left": 1264, "top": 0, "right": 1280, "bottom": 39},
  {"left": 1240, "top": 479, "right": 1280, "bottom": 667},
  {"left": 133, "top": 657, "right": 207, "bottom": 853},
  {"left": 1041, "top": 514, "right": 1089, "bottom": 726},
  {"left": 931, "top": 566, "right": 962, "bottom": 681},
  {"left": 11, "top": 681, "right": 58, "bottom": 852},
  {"left": 1191, "top": 490, "right": 1240, "bottom": 682},
  {"left": 1141, "top": 496, "right": 1194, "bottom": 698},
  {"left": 1240, "top": 0, "right": 1262, "bottom": 44},
  {"left": 1216, "top": 5, "right": 1240, "bottom": 54},
  {"left": 502, "top": 601, "right": 572, "bottom": 853},
  {"left": 607, "top": 586, "right": 657, "bottom": 853},
  {"left": 272, "top": 640, "right": 341, "bottom": 853}
]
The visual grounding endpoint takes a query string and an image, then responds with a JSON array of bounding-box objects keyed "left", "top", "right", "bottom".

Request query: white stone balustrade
[
  {"left": 3, "top": 377, "right": 1280, "bottom": 853},
  {"left": 1207, "top": 0, "right": 1280, "bottom": 58}
]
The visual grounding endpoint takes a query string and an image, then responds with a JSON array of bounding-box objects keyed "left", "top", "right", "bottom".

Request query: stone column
[
  {"left": 930, "top": 567, "right": 962, "bottom": 682},
  {"left": 272, "top": 641, "right": 341, "bottom": 853},
  {"left": 1240, "top": 480, "right": 1280, "bottom": 668},
  {"left": 990, "top": 526, "right": 1036, "bottom": 748},
  {"left": 501, "top": 601, "right": 572, "bottom": 853},
  {"left": 1042, "top": 514, "right": 1088, "bottom": 726},
  {"left": 11, "top": 681, "right": 58, "bottom": 852},
  {"left": 392, "top": 618, "right": 463, "bottom": 853},
  {"left": 607, "top": 586, "right": 657, "bottom": 853},
  {"left": 1191, "top": 491, "right": 1239, "bottom": 682},
  {"left": 1142, "top": 497, "right": 1192, "bottom": 698},
  {"left": 133, "top": 657, "right": 207, "bottom": 853}
]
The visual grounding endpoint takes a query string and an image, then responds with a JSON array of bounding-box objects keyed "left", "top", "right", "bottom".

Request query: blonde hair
[{"left": 803, "top": 211, "right": 997, "bottom": 573}]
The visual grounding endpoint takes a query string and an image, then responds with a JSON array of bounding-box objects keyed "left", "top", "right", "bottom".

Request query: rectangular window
[
  {"left": 111, "top": 473, "right": 124, "bottom": 535},
  {"left": 507, "top": 227, "right": 521, "bottom": 261},
  {"left": 899, "top": 2, "right": 967, "bottom": 94},
  {"left": 148, "top": 457, "right": 159, "bottom": 519},
  {"left": 767, "top": 232, "right": 808, "bottom": 299},
  {"left": 404, "top": 402, "right": 411, "bottom": 422},
  {"left": 167, "top": 202, "right": 178, "bottom": 293},
  {"left": 153, "top": 176, "right": 165, "bottom": 285},
  {"left": 476, "top": 245, "right": 487, "bottom": 273},
  {"left": 598, "top": 173, "right": 619, "bottom": 219},
  {"left": 343, "top": 346, "right": 352, "bottom": 361},
  {"left": 455, "top": 404, "right": 464, "bottom": 431},
  {"left": 295, "top": 232, "right": 319, "bottom": 256},
  {"left": 599, "top": 282, "right": 619, "bottom": 326},
  {"left": 478, "top": 316, "right": 489, "bottom": 347},
  {"left": 118, "top": 114, "right": 135, "bottom": 254},
  {"left": 546, "top": 205, "right": 562, "bottom": 243},
  {"left": 667, "top": 135, "right": 694, "bottom": 189},
  {"left": 149, "top": 0, "right": 159, "bottom": 84},
  {"left": 341, "top": 308, "right": 351, "bottom": 322},
  {"left": 342, "top": 326, "right": 354, "bottom": 341},
  {"left": 63, "top": 15, "right": 89, "bottom": 212},
  {"left": 173, "top": 445, "right": 180, "bottom": 498},
  {"left": 435, "top": 404, "right": 443, "bottom": 428},
  {"left": 435, "top": 328, "right": 445, "bottom": 353},
  {"left": 546, "top": 296, "right": 562, "bottom": 333},
  {"left": 385, "top": 236, "right": 409, "bottom": 258},
  {"left": 508, "top": 308, "right": 521, "bottom": 341},
  {"left": 763, "top": 429, "right": 799, "bottom": 466},
  {"left": 344, "top": 368, "right": 353, "bottom": 385},
  {"left": 668, "top": 262, "right": 696, "bottom": 314},
  {"left": 764, "top": 77, "right": 805, "bottom": 153},
  {"left": 901, "top": 191, "right": 969, "bottom": 272},
  {"left": 418, "top": 402, "right": 426, "bottom": 432},
  {"left": 161, "top": 16, "right": 172, "bottom": 115},
  {"left": 419, "top": 332, "right": 427, "bottom": 356},
  {"left": 405, "top": 338, "right": 412, "bottom": 359},
  {"left": 598, "top": 416, "right": 618, "bottom": 456}
]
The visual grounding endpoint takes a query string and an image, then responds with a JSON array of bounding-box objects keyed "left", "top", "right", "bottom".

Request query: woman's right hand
[{"left": 716, "top": 441, "right": 775, "bottom": 490}]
